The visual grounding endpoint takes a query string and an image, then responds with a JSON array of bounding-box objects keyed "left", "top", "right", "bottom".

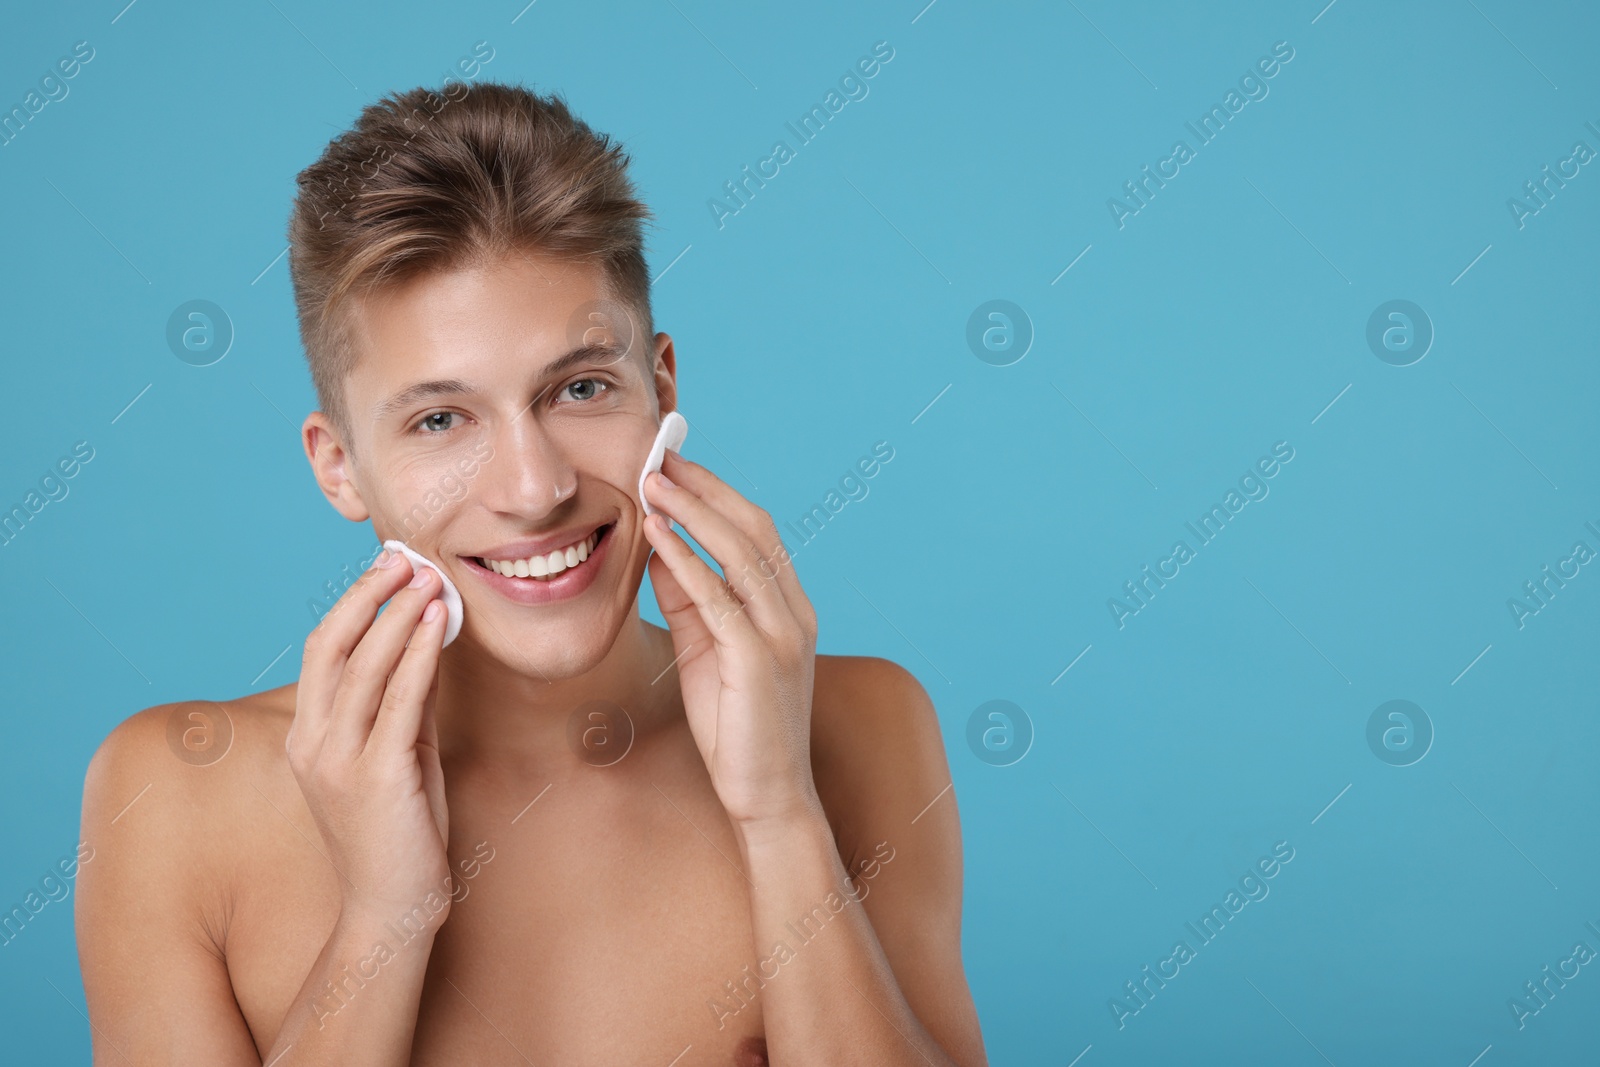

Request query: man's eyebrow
[
  {"left": 372, "top": 378, "right": 477, "bottom": 422},
  {"left": 371, "top": 342, "right": 633, "bottom": 422},
  {"left": 540, "top": 340, "right": 633, "bottom": 381}
]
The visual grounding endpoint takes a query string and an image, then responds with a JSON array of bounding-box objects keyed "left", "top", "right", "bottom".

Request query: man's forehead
[
  {"left": 343, "top": 258, "right": 645, "bottom": 384},
  {"left": 351, "top": 253, "right": 612, "bottom": 333}
]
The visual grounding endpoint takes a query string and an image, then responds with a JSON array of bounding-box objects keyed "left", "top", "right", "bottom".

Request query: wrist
[
  {"left": 733, "top": 802, "right": 834, "bottom": 859},
  {"left": 338, "top": 890, "right": 452, "bottom": 941}
]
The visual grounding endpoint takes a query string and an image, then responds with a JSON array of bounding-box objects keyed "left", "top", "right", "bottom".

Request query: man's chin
[{"left": 456, "top": 609, "right": 622, "bottom": 680}]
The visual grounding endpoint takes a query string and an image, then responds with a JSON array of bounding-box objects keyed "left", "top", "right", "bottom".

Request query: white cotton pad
[
  {"left": 381, "top": 539, "right": 464, "bottom": 647},
  {"left": 638, "top": 411, "right": 689, "bottom": 519}
]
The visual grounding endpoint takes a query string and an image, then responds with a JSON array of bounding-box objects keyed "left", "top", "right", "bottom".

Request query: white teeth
[{"left": 483, "top": 530, "right": 600, "bottom": 581}]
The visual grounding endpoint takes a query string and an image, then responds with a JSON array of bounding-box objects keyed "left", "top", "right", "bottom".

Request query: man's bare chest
[{"left": 227, "top": 766, "right": 774, "bottom": 1065}]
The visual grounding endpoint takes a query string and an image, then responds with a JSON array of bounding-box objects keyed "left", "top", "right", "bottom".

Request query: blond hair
[{"left": 287, "top": 80, "right": 655, "bottom": 446}]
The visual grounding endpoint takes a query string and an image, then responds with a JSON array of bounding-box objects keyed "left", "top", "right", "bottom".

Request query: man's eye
[
  {"left": 414, "top": 411, "right": 458, "bottom": 433},
  {"left": 561, "top": 378, "right": 609, "bottom": 402}
]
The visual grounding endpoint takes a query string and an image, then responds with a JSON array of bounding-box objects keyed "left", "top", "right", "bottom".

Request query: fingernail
[
  {"left": 408, "top": 567, "right": 433, "bottom": 588},
  {"left": 377, "top": 548, "right": 401, "bottom": 568},
  {"left": 655, "top": 472, "right": 676, "bottom": 490},
  {"left": 423, "top": 600, "right": 443, "bottom": 623}
]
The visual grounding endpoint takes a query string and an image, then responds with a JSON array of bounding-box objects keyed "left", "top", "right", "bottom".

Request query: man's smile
[{"left": 459, "top": 520, "right": 617, "bottom": 603}]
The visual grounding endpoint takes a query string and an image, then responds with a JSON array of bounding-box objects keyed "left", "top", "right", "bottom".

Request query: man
[{"left": 76, "top": 80, "right": 986, "bottom": 1066}]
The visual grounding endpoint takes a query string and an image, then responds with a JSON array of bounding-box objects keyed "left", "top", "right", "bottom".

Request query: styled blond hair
[{"left": 287, "top": 80, "right": 655, "bottom": 446}]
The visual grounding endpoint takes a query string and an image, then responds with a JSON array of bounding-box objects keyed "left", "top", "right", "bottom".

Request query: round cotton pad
[
  {"left": 638, "top": 411, "right": 689, "bottom": 519},
  {"left": 381, "top": 540, "right": 464, "bottom": 647}
]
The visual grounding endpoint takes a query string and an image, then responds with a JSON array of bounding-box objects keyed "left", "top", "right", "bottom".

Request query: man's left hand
[{"left": 641, "top": 448, "right": 821, "bottom": 836}]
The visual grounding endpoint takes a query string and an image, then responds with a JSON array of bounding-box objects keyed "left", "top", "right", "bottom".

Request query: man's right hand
[{"left": 287, "top": 548, "right": 453, "bottom": 923}]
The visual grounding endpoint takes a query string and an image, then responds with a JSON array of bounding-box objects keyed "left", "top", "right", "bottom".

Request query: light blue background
[{"left": 2, "top": 1, "right": 1597, "bottom": 1063}]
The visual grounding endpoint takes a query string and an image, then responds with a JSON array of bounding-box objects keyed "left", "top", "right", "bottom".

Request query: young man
[{"left": 76, "top": 82, "right": 986, "bottom": 1066}]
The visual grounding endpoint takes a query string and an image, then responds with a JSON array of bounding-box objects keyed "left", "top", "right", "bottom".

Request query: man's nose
[{"left": 475, "top": 416, "right": 577, "bottom": 516}]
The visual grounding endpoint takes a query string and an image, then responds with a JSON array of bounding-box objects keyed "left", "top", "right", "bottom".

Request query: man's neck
[{"left": 429, "top": 607, "right": 680, "bottom": 766}]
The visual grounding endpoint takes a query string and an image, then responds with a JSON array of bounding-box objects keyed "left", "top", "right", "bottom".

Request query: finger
[
  {"left": 366, "top": 596, "right": 447, "bottom": 760},
  {"left": 659, "top": 450, "right": 816, "bottom": 636},
  {"left": 325, "top": 566, "right": 441, "bottom": 758},
  {"left": 644, "top": 543, "right": 714, "bottom": 674},
  {"left": 643, "top": 466, "right": 795, "bottom": 642},
  {"left": 294, "top": 549, "right": 415, "bottom": 751},
  {"left": 642, "top": 512, "right": 762, "bottom": 650}
]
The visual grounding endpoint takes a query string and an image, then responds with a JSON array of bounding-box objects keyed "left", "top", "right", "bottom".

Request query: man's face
[{"left": 330, "top": 248, "right": 674, "bottom": 677}]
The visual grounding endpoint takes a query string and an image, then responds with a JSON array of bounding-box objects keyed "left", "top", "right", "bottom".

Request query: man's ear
[
  {"left": 303, "top": 411, "right": 370, "bottom": 522},
  {"left": 650, "top": 332, "right": 678, "bottom": 419}
]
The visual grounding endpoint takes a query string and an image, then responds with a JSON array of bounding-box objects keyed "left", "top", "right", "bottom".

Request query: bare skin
[{"left": 75, "top": 249, "right": 987, "bottom": 1066}]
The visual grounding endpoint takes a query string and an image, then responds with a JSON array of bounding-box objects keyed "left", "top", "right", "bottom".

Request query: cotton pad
[
  {"left": 638, "top": 411, "right": 689, "bottom": 519},
  {"left": 381, "top": 540, "right": 464, "bottom": 647}
]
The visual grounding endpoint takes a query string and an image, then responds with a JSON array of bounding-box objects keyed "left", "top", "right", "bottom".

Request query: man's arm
[
  {"left": 735, "top": 657, "right": 988, "bottom": 1066},
  {"left": 78, "top": 698, "right": 447, "bottom": 1067},
  {"left": 77, "top": 704, "right": 270, "bottom": 1065},
  {"left": 80, "top": 551, "right": 453, "bottom": 1066}
]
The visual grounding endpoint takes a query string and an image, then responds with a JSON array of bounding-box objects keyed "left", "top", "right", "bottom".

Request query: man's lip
[
  {"left": 461, "top": 520, "right": 613, "bottom": 605},
  {"left": 464, "top": 520, "right": 614, "bottom": 563}
]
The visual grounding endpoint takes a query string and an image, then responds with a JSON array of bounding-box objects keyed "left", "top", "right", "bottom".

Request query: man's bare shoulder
[
  {"left": 809, "top": 655, "right": 954, "bottom": 858},
  {"left": 811, "top": 653, "right": 941, "bottom": 753},
  {"left": 82, "top": 685, "right": 301, "bottom": 843},
  {"left": 77, "top": 684, "right": 309, "bottom": 975},
  {"left": 806, "top": 654, "right": 981, "bottom": 1067}
]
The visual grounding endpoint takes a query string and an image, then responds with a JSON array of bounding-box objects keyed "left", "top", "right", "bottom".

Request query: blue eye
[
  {"left": 414, "top": 411, "right": 458, "bottom": 434},
  {"left": 561, "top": 378, "right": 609, "bottom": 402}
]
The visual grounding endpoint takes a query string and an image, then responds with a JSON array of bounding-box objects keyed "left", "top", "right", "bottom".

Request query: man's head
[
  {"left": 287, "top": 81, "right": 676, "bottom": 677},
  {"left": 289, "top": 80, "right": 657, "bottom": 451}
]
